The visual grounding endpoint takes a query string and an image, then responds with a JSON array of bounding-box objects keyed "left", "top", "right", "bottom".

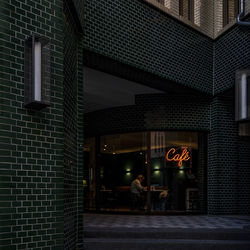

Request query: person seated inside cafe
[{"left": 130, "top": 175, "right": 145, "bottom": 210}]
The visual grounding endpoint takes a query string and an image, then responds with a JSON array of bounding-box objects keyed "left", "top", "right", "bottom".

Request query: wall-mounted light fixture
[
  {"left": 24, "top": 34, "right": 51, "bottom": 110},
  {"left": 235, "top": 69, "right": 250, "bottom": 121}
]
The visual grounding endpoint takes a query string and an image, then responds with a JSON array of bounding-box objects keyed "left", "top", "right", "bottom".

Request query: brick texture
[
  {"left": 238, "top": 137, "right": 250, "bottom": 214},
  {"left": 82, "top": 0, "right": 214, "bottom": 94},
  {"left": 208, "top": 94, "right": 250, "bottom": 214},
  {"left": 63, "top": 1, "right": 84, "bottom": 249},
  {"left": 63, "top": 2, "right": 78, "bottom": 249},
  {"left": 82, "top": 0, "right": 250, "bottom": 215},
  {"left": 1, "top": 2, "right": 250, "bottom": 249},
  {"left": 214, "top": 23, "right": 250, "bottom": 95},
  {"left": 85, "top": 93, "right": 211, "bottom": 137},
  {"left": 0, "top": 0, "right": 64, "bottom": 249},
  {"left": 208, "top": 96, "right": 239, "bottom": 214}
]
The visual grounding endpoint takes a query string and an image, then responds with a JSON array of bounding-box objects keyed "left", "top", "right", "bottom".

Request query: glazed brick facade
[
  {"left": 238, "top": 137, "right": 250, "bottom": 214},
  {"left": 85, "top": 93, "right": 211, "bottom": 137},
  {"left": 63, "top": 1, "right": 84, "bottom": 249},
  {"left": 1, "top": 0, "right": 250, "bottom": 249},
  {"left": 211, "top": 20, "right": 250, "bottom": 213},
  {"left": 82, "top": 0, "right": 214, "bottom": 94},
  {"left": 0, "top": 0, "right": 65, "bottom": 249},
  {"left": 208, "top": 96, "right": 239, "bottom": 214},
  {"left": 0, "top": 0, "right": 84, "bottom": 249},
  {"left": 207, "top": 95, "right": 250, "bottom": 215},
  {"left": 214, "top": 24, "right": 250, "bottom": 94}
]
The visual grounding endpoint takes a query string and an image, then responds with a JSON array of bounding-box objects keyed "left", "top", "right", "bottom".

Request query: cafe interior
[
  {"left": 83, "top": 131, "right": 206, "bottom": 214},
  {"left": 83, "top": 67, "right": 207, "bottom": 214}
]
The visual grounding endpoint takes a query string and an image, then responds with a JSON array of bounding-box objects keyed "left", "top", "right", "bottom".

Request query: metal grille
[{"left": 145, "top": 0, "right": 249, "bottom": 38}]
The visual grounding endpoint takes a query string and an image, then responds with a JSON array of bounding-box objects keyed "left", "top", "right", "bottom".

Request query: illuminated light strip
[{"left": 165, "top": 148, "right": 191, "bottom": 167}]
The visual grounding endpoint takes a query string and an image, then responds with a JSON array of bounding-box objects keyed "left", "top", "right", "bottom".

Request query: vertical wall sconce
[
  {"left": 24, "top": 34, "right": 51, "bottom": 110},
  {"left": 235, "top": 69, "right": 250, "bottom": 121}
]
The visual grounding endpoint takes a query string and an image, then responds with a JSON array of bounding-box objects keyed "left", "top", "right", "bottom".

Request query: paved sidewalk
[{"left": 84, "top": 213, "right": 250, "bottom": 229}]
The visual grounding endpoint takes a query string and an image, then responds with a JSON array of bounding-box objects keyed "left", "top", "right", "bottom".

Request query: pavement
[
  {"left": 83, "top": 213, "right": 250, "bottom": 249},
  {"left": 84, "top": 213, "right": 250, "bottom": 229}
]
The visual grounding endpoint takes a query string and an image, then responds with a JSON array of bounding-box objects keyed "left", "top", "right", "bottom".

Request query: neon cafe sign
[{"left": 165, "top": 147, "right": 191, "bottom": 167}]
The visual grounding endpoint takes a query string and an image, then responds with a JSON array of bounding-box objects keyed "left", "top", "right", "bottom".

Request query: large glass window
[
  {"left": 83, "top": 131, "right": 207, "bottom": 214},
  {"left": 149, "top": 131, "right": 200, "bottom": 212}
]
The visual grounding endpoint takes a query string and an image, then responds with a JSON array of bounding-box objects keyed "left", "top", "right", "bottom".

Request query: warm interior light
[
  {"left": 165, "top": 147, "right": 191, "bottom": 167},
  {"left": 34, "top": 41, "right": 42, "bottom": 102},
  {"left": 178, "top": 170, "right": 185, "bottom": 175}
]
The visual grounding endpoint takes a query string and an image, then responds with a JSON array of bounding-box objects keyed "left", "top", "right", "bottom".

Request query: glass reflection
[{"left": 83, "top": 131, "right": 205, "bottom": 213}]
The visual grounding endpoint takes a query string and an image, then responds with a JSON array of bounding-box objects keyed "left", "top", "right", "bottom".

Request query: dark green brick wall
[
  {"left": 208, "top": 94, "right": 250, "bottom": 214},
  {"left": 210, "top": 24, "right": 250, "bottom": 213},
  {"left": 208, "top": 96, "right": 239, "bottom": 214},
  {"left": 63, "top": 3, "right": 78, "bottom": 249},
  {"left": 0, "top": 0, "right": 64, "bottom": 249},
  {"left": 238, "top": 137, "right": 250, "bottom": 214},
  {"left": 63, "top": 1, "right": 84, "bottom": 249},
  {"left": 214, "top": 24, "right": 250, "bottom": 94},
  {"left": 82, "top": 0, "right": 214, "bottom": 94},
  {"left": 75, "top": 25, "right": 84, "bottom": 250},
  {"left": 0, "top": 3, "right": 249, "bottom": 250},
  {"left": 85, "top": 93, "right": 210, "bottom": 137}
]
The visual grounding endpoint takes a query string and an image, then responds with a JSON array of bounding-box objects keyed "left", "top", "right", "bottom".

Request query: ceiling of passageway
[{"left": 83, "top": 67, "right": 164, "bottom": 113}]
